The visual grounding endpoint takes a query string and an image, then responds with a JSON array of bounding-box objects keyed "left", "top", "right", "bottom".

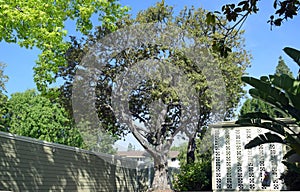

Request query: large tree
[
  {"left": 5, "top": 89, "right": 84, "bottom": 148},
  {"left": 0, "top": 0, "right": 128, "bottom": 92},
  {"left": 61, "top": 1, "right": 250, "bottom": 190}
]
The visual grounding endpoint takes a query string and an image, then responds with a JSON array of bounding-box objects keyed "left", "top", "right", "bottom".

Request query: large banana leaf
[
  {"left": 283, "top": 149, "right": 296, "bottom": 159},
  {"left": 236, "top": 112, "right": 286, "bottom": 135},
  {"left": 270, "top": 74, "right": 300, "bottom": 95},
  {"left": 245, "top": 132, "right": 285, "bottom": 149},
  {"left": 243, "top": 75, "right": 300, "bottom": 120},
  {"left": 249, "top": 88, "right": 289, "bottom": 115},
  {"left": 270, "top": 74, "right": 300, "bottom": 112},
  {"left": 283, "top": 47, "right": 300, "bottom": 67},
  {"left": 242, "top": 76, "right": 290, "bottom": 107}
]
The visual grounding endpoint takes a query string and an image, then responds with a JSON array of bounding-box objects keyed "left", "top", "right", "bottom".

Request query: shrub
[{"left": 172, "top": 159, "right": 211, "bottom": 191}]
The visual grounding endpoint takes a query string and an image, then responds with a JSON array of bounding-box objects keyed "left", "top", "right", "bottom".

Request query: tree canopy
[
  {"left": 0, "top": 0, "right": 129, "bottom": 92},
  {"left": 5, "top": 89, "right": 84, "bottom": 147},
  {"left": 240, "top": 98, "right": 283, "bottom": 118}
]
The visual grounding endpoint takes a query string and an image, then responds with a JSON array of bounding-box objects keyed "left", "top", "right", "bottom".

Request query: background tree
[
  {"left": 240, "top": 98, "right": 281, "bottom": 118},
  {"left": 5, "top": 89, "right": 84, "bottom": 148},
  {"left": 240, "top": 56, "right": 293, "bottom": 118},
  {"left": 275, "top": 56, "right": 294, "bottom": 78},
  {"left": 60, "top": 1, "right": 250, "bottom": 190},
  {"left": 74, "top": 120, "right": 117, "bottom": 154},
  {"left": 0, "top": 62, "right": 8, "bottom": 131},
  {"left": 0, "top": 0, "right": 128, "bottom": 92}
]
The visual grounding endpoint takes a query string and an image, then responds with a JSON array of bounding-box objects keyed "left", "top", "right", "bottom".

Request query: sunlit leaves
[
  {"left": 6, "top": 89, "right": 84, "bottom": 147},
  {"left": 0, "top": 0, "right": 129, "bottom": 91}
]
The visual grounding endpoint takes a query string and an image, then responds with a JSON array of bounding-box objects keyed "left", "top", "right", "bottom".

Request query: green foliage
[
  {"left": 0, "top": 62, "right": 9, "bottom": 131},
  {"left": 60, "top": 2, "right": 249, "bottom": 189},
  {"left": 206, "top": 0, "right": 300, "bottom": 57},
  {"left": 79, "top": 124, "right": 117, "bottom": 154},
  {"left": 172, "top": 132, "right": 212, "bottom": 191},
  {"left": 0, "top": 93, "right": 8, "bottom": 132},
  {"left": 0, "top": 0, "right": 129, "bottom": 92},
  {"left": 173, "top": 160, "right": 212, "bottom": 191},
  {"left": 61, "top": 2, "right": 250, "bottom": 136},
  {"left": 6, "top": 89, "right": 84, "bottom": 148},
  {"left": 275, "top": 56, "right": 294, "bottom": 78},
  {"left": 215, "top": 0, "right": 300, "bottom": 27},
  {"left": 240, "top": 98, "right": 284, "bottom": 118},
  {"left": 237, "top": 47, "right": 300, "bottom": 189},
  {"left": 240, "top": 56, "right": 293, "bottom": 118}
]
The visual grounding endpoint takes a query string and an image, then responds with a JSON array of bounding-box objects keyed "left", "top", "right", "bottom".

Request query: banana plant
[{"left": 236, "top": 47, "right": 300, "bottom": 173}]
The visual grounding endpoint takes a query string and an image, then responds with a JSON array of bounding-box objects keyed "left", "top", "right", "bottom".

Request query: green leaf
[
  {"left": 283, "top": 47, "right": 300, "bottom": 67},
  {"left": 237, "top": 112, "right": 286, "bottom": 136},
  {"left": 245, "top": 132, "right": 285, "bottom": 149},
  {"left": 282, "top": 161, "right": 300, "bottom": 174},
  {"left": 283, "top": 149, "right": 296, "bottom": 159},
  {"left": 243, "top": 76, "right": 290, "bottom": 107}
]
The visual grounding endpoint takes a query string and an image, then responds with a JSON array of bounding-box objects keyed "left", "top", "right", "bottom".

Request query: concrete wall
[
  {"left": 0, "top": 131, "right": 138, "bottom": 192},
  {"left": 211, "top": 122, "right": 286, "bottom": 191}
]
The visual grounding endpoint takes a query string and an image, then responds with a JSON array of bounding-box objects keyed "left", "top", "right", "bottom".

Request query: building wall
[
  {"left": 211, "top": 124, "right": 286, "bottom": 191},
  {"left": 0, "top": 131, "right": 138, "bottom": 192}
]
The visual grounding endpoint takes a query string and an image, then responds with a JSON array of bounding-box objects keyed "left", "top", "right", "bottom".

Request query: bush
[{"left": 172, "top": 160, "right": 212, "bottom": 191}]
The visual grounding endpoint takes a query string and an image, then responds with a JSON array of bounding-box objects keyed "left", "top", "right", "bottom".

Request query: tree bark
[
  {"left": 187, "top": 137, "right": 196, "bottom": 164},
  {"left": 151, "top": 157, "right": 171, "bottom": 190}
]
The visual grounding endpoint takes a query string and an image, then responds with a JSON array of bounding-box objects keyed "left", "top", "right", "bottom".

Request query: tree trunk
[
  {"left": 187, "top": 137, "right": 196, "bottom": 164},
  {"left": 151, "top": 157, "right": 171, "bottom": 190}
]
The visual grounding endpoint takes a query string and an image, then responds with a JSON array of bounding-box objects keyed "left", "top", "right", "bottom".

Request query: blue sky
[{"left": 0, "top": 0, "right": 299, "bottom": 150}]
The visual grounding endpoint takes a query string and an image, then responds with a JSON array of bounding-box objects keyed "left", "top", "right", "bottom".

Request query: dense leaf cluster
[{"left": 0, "top": 0, "right": 129, "bottom": 92}]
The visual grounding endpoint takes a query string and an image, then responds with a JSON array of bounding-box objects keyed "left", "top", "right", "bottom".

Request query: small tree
[{"left": 6, "top": 89, "right": 84, "bottom": 148}]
